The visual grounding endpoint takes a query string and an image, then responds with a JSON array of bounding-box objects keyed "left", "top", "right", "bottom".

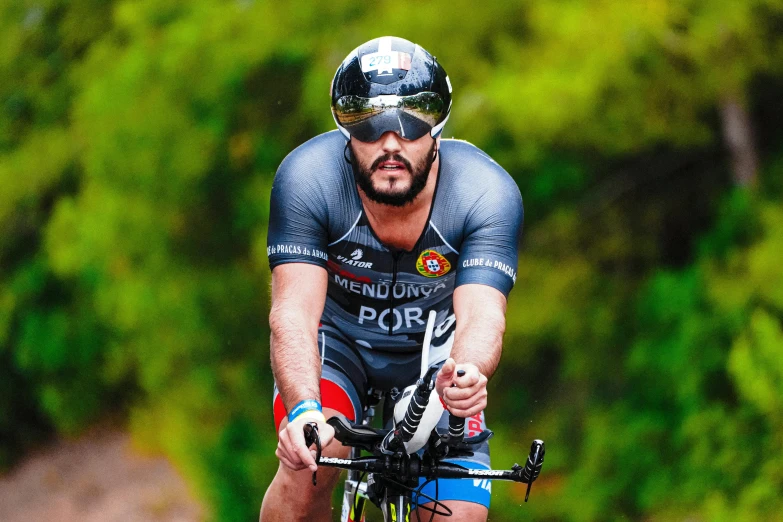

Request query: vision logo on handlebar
[
  {"left": 320, "top": 457, "right": 353, "bottom": 465},
  {"left": 467, "top": 469, "right": 505, "bottom": 477}
]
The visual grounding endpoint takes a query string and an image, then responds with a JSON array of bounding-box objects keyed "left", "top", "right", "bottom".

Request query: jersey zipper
[{"left": 388, "top": 251, "right": 401, "bottom": 335}]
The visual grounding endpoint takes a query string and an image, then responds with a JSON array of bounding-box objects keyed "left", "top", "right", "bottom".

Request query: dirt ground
[{"left": 0, "top": 429, "right": 204, "bottom": 522}]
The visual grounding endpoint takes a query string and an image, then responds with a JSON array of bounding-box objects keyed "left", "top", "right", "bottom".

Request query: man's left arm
[
  {"left": 435, "top": 283, "right": 507, "bottom": 418},
  {"left": 434, "top": 160, "right": 522, "bottom": 417}
]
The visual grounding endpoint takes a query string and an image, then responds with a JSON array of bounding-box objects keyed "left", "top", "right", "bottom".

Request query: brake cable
[{"left": 303, "top": 422, "right": 322, "bottom": 486}]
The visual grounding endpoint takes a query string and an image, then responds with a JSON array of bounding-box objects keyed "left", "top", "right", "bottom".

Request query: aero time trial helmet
[{"left": 331, "top": 36, "right": 452, "bottom": 143}]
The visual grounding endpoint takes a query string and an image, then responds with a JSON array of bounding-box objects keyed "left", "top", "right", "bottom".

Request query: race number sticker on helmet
[
  {"left": 416, "top": 250, "right": 451, "bottom": 278},
  {"left": 361, "top": 51, "right": 412, "bottom": 75}
]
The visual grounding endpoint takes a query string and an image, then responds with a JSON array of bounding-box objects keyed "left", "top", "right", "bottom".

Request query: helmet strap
[{"left": 343, "top": 141, "right": 352, "bottom": 165}]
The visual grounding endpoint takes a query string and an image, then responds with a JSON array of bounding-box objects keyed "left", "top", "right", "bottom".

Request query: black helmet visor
[{"left": 333, "top": 92, "right": 447, "bottom": 142}]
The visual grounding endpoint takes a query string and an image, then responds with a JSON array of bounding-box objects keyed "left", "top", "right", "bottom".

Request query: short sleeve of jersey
[
  {"left": 267, "top": 151, "right": 330, "bottom": 270},
  {"left": 455, "top": 174, "right": 523, "bottom": 297}
]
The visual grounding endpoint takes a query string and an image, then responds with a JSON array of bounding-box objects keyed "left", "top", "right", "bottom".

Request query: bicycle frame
[
  {"left": 339, "top": 389, "right": 421, "bottom": 522},
  {"left": 342, "top": 452, "right": 422, "bottom": 522},
  {"left": 342, "top": 447, "right": 370, "bottom": 522},
  {"left": 341, "top": 388, "right": 382, "bottom": 522},
  {"left": 377, "top": 481, "right": 413, "bottom": 522}
]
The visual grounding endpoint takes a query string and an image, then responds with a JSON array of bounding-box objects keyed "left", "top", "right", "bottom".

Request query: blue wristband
[{"left": 287, "top": 399, "right": 322, "bottom": 423}]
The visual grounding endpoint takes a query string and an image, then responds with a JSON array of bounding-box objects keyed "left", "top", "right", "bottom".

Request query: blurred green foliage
[{"left": 2, "top": 1, "right": 783, "bottom": 520}]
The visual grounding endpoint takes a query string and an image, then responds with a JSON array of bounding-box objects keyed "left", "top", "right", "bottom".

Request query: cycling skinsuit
[{"left": 267, "top": 130, "right": 523, "bottom": 508}]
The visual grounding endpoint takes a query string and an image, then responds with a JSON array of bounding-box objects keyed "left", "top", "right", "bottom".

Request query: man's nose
[{"left": 378, "top": 131, "right": 403, "bottom": 153}]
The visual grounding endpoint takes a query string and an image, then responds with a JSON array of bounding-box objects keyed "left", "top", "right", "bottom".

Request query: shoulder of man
[
  {"left": 437, "top": 140, "right": 524, "bottom": 296},
  {"left": 438, "top": 139, "right": 522, "bottom": 202},
  {"left": 268, "top": 130, "right": 359, "bottom": 246},
  {"left": 276, "top": 130, "right": 349, "bottom": 184}
]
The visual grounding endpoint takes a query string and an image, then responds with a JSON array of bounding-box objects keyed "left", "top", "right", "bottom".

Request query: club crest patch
[{"left": 416, "top": 250, "right": 451, "bottom": 278}]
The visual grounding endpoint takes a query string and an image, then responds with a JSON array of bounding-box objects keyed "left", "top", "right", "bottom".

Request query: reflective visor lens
[{"left": 333, "top": 92, "right": 445, "bottom": 142}]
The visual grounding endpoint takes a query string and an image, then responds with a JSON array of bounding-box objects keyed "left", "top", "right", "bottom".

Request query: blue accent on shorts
[{"left": 413, "top": 459, "right": 492, "bottom": 509}]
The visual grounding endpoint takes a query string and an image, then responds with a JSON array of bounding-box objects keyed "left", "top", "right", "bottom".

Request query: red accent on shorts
[
  {"left": 467, "top": 412, "right": 484, "bottom": 437},
  {"left": 274, "top": 379, "right": 356, "bottom": 429}
]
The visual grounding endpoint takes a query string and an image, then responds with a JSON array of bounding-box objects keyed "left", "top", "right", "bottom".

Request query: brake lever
[
  {"left": 522, "top": 439, "right": 545, "bottom": 501},
  {"left": 302, "top": 423, "right": 322, "bottom": 486},
  {"left": 462, "top": 429, "right": 493, "bottom": 446},
  {"left": 422, "top": 365, "right": 439, "bottom": 389}
]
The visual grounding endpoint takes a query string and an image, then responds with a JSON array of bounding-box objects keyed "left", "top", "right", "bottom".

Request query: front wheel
[
  {"left": 341, "top": 475, "right": 369, "bottom": 522},
  {"left": 380, "top": 488, "right": 412, "bottom": 522}
]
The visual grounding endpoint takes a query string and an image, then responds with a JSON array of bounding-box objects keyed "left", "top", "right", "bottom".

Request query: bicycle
[{"left": 303, "top": 363, "right": 545, "bottom": 521}]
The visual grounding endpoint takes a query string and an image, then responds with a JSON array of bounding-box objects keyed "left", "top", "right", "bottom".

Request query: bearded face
[{"left": 350, "top": 138, "right": 437, "bottom": 207}]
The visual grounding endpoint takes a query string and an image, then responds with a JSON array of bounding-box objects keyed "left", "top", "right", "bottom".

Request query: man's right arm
[
  {"left": 270, "top": 263, "right": 327, "bottom": 412},
  {"left": 270, "top": 263, "right": 333, "bottom": 472},
  {"left": 266, "top": 141, "right": 339, "bottom": 470}
]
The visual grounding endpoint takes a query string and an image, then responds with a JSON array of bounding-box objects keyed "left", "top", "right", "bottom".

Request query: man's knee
[{"left": 415, "top": 500, "right": 488, "bottom": 522}]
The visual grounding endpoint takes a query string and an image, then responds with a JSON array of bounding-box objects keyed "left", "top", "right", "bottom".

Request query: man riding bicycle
[{"left": 260, "top": 36, "right": 523, "bottom": 521}]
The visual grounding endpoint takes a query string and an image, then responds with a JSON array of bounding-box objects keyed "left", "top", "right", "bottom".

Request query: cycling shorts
[{"left": 272, "top": 320, "right": 492, "bottom": 509}]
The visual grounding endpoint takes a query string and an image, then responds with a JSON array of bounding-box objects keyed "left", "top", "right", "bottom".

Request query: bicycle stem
[{"left": 382, "top": 365, "right": 439, "bottom": 453}]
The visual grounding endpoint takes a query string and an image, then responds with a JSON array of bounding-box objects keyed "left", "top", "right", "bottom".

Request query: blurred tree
[
  {"left": 481, "top": 0, "right": 783, "bottom": 186},
  {"left": 0, "top": 0, "right": 115, "bottom": 462}
]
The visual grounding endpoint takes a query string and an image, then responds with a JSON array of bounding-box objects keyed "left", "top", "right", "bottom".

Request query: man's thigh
[{"left": 272, "top": 325, "right": 367, "bottom": 429}]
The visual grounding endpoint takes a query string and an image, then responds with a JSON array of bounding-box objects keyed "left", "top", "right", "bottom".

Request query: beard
[{"left": 350, "top": 139, "right": 436, "bottom": 207}]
